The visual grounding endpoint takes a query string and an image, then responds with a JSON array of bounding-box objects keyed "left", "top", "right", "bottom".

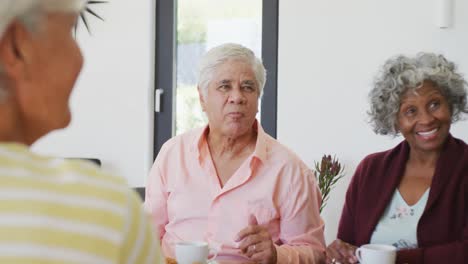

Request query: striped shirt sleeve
[{"left": 120, "top": 189, "right": 161, "bottom": 264}]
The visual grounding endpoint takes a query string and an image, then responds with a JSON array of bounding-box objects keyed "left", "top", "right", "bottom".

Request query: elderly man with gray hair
[
  {"left": 145, "top": 43, "right": 326, "bottom": 264},
  {"left": 0, "top": 1, "right": 160, "bottom": 263}
]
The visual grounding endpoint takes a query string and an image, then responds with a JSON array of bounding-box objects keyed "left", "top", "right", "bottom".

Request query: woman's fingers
[
  {"left": 326, "top": 239, "right": 357, "bottom": 264},
  {"left": 326, "top": 241, "right": 345, "bottom": 263}
]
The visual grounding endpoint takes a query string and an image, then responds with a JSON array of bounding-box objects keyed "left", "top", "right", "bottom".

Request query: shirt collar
[{"left": 191, "top": 119, "right": 269, "bottom": 164}]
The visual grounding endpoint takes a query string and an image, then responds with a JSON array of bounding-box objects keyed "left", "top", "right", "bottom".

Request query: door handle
[{"left": 155, "top": 88, "right": 164, "bottom": 112}]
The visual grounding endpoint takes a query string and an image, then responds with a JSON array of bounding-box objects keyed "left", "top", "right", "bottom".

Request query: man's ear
[
  {"left": 0, "top": 20, "right": 32, "bottom": 82},
  {"left": 198, "top": 86, "right": 206, "bottom": 112}
]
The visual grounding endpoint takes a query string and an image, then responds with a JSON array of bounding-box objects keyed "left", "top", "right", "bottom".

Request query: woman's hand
[
  {"left": 236, "top": 215, "right": 277, "bottom": 264},
  {"left": 326, "top": 239, "right": 358, "bottom": 264}
]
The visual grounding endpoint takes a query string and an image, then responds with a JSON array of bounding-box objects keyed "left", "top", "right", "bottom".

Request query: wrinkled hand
[
  {"left": 236, "top": 214, "right": 277, "bottom": 264},
  {"left": 326, "top": 239, "right": 358, "bottom": 264}
]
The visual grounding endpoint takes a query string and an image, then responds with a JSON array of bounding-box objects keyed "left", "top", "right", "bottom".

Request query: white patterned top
[{"left": 370, "top": 188, "right": 430, "bottom": 249}]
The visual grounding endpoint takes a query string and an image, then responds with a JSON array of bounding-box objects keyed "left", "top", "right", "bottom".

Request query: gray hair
[
  {"left": 0, "top": 0, "right": 86, "bottom": 100},
  {"left": 368, "top": 52, "right": 468, "bottom": 136},
  {"left": 197, "top": 43, "right": 267, "bottom": 99}
]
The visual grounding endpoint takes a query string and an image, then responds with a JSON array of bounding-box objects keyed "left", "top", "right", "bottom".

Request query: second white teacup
[
  {"left": 355, "top": 244, "right": 396, "bottom": 264},
  {"left": 175, "top": 241, "right": 217, "bottom": 264}
]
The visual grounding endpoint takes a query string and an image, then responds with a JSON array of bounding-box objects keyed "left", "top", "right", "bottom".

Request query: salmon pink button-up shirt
[{"left": 144, "top": 122, "right": 325, "bottom": 263}]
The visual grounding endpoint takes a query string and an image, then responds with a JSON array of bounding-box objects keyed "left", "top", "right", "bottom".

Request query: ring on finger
[{"left": 252, "top": 244, "right": 256, "bottom": 251}]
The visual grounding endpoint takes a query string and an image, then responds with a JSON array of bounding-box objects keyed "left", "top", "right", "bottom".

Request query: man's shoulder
[
  {"left": 260, "top": 136, "right": 311, "bottom": 173},
  {"left": 159, "top": 127, "right": 205, "bottom": 154}
]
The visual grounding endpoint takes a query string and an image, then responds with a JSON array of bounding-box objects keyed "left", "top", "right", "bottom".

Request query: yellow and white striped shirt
[{"left": 0, "top": 143, "right": 160, "bottom": 264}]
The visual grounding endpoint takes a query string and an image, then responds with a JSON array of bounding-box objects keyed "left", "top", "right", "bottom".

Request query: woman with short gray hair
[
  {"left": 0, "top": 1, "right": 160, "bottom": 263},
  {"left": 326, "top": 53, "right": 468, "bottom": 264}
]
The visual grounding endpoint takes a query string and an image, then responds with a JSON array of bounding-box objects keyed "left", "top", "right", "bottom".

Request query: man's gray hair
[
  {"left": 368, "top": 52, "right": 468, "bottom": 136},
  {"left": 197, "top": 43, "right": 267, "bottom": 99},
  {"left": 0, "top": 0, "right": 86, "bottom": 100}
]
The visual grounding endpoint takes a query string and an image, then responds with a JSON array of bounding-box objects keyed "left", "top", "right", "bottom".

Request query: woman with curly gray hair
[{"left": 326, "top": 53, "right": 468, "bottom": 264}]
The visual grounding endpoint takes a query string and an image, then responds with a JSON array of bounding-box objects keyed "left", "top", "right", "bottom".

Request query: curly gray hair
[
  {"left": 197, "top": 43, "right": 266, "bottom": 99},
  {"left": 368, "top": 52, "right": 468, "bottom": 136}
]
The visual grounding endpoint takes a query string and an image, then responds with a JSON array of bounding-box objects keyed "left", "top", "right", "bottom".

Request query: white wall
[
  {"left": 32, "top": 0, "right": 155, "bottom": 187},
  {"left": 278, "top": 0, "right": 468, "bottom": 244}
]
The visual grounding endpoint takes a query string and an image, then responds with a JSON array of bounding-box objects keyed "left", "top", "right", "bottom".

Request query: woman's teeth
[{"left": 417, "top": 128, "right": 438, "bottom": 136}]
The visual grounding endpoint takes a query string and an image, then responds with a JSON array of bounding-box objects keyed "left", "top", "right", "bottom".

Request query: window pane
[{"left": 175, "top": 0, "right": 262, "bottom": 135}]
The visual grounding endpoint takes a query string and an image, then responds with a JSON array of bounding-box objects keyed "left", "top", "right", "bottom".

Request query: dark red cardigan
[{"left": 337, "top": 134, "right": 467, "bottom": 263}]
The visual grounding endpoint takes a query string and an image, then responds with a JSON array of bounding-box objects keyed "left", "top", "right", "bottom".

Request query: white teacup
[
  {"left": 175, "top": 241, "right": 217, "bottom": 264},
  {"left": 355, "top": 244, "right": 396, "bottom": 264}
]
